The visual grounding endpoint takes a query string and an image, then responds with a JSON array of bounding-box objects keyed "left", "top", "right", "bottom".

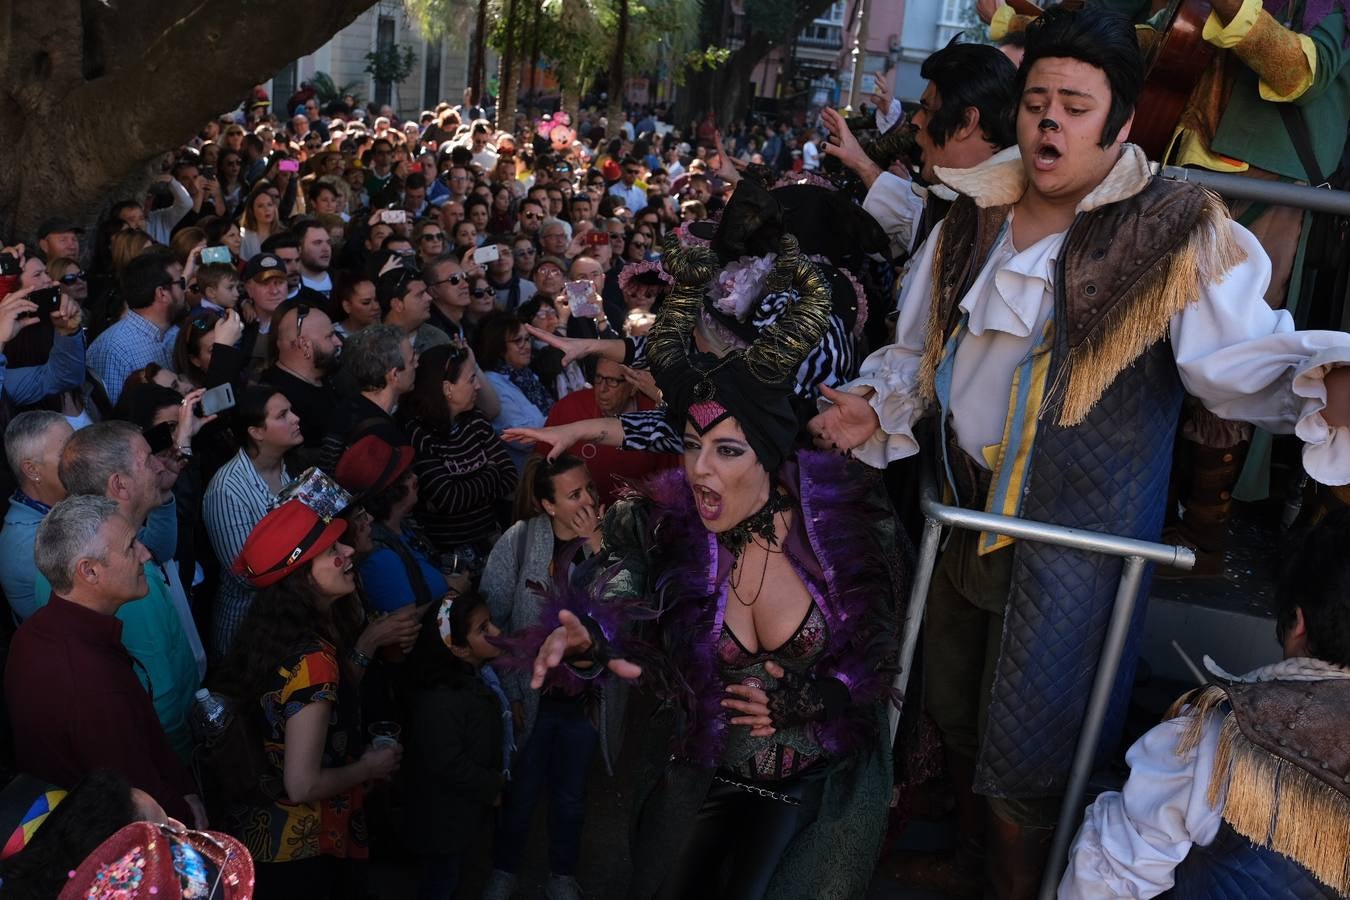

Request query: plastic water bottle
[{"left": 190, "top": 688, "right": 233, "bottom": 744}]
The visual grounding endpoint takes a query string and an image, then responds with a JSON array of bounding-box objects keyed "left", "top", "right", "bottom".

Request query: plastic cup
[{"left": 369, "top": 721, "right": 401, "bottom": 750}]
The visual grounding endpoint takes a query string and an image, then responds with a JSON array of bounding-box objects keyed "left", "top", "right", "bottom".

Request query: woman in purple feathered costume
[{"left": 517, "top": 228, "right": 907, "bottom": 900}]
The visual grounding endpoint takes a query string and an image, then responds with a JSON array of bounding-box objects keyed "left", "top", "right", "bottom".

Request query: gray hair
[
  {"left": 423, "top": 253, "right": 461, "bottom": 285},
  {"left": 58, "top": 420, "right": 141, "bottom": 498},
  {"left": 35, "top": 495, "right": 121, "bottom": 594},
  {"left": 539, "top": 217, "right": 572, "bottom": 242},
  {"left": 342, "top": 324, "right": 407, "bottom": 392},
  {"left": 5, "top": 411, "right": 71, "bottom": 482}
]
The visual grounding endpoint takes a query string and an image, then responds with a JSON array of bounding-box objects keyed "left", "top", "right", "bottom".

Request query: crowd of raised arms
[{"left": 0, "top": 4, "right": 1348, "bottom": 900}]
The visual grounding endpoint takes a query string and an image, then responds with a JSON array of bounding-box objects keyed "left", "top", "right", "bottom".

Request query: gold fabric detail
[
  {"left": 1170, "top": 685, "right": 1350, "bottom": 895},
  {"left": 1236, "top": 11, "right": 1318, "bottom": 101},
  {"left": 1051, "top": 190, "right": 1246, "bottom": 426}
]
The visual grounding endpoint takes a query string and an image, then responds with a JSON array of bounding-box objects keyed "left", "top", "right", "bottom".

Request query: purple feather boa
[{"left": 500, "top": 450, "right": 901, "bottom": 767}]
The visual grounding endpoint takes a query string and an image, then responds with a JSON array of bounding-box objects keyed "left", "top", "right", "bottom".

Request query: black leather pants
[{"left": 653, "top": 773, "right": 826, "bottom": 900}]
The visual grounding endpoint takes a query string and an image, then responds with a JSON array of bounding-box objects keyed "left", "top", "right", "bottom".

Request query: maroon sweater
[{"left": 5, "top": 595, "right": 195, "bottom": 821}]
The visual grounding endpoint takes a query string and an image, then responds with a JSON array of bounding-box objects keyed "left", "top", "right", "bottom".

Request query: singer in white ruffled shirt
[{"left": 814, "top": 143, "right": 1350, "bottom": 485}]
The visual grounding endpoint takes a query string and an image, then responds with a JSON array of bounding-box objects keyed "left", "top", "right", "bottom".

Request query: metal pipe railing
[
  {"left": 1153, "top": 163, "right": 1350, "bottom": 216},
  {"left": 888, "top": 477, "right": 1195, "bottom": 900}
]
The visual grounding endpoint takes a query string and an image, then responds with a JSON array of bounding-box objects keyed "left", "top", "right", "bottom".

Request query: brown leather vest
[{"left": 918, "top": 177, "right": 1237, "bottom": 426}]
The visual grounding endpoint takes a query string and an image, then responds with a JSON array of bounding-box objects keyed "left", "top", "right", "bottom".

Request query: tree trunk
[
  {"left": 0, "top": 0, "right": 378, "bottom": 241},
  {"left": 496, "top": 0, "right": 521, "bottom": 131},
  {"left": 525, "top": 0, "right": 542, "bottom": 119},
  {"left": 605, "top": 0, "right": 630, "bottom": 139},
  {"left": 470, "top": 0, "right": 489, "bottom": 112}
]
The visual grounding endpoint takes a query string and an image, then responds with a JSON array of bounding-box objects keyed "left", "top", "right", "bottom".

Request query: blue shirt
[
  {"left": 359, "top": 532, "right": 450, "bottom": 612},
  {"left": 0, "top": 497, "right": 48, "bottom": 624},
  {"left": 607, "top": 181, "right": 648, "bottom": 214},
  {"left": 87, "top": 311, "right": 177, "bottom": 405},
  {"left": 0, "top": 333, "right": 87, "bottom": 406}
]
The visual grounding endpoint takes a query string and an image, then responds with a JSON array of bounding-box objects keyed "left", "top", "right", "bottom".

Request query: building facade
[
  {"left": 746, "top": 0, "right": 907, "bottom": 114},
  {"left": 893, "top": 0, "right": 978, "bottom": 101},
  {"left": 268, "top": 2, "right": 473, "bottom": 120}
]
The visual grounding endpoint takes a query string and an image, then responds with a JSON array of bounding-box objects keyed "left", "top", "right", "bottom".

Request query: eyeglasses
[
  {"left": 471, "top": 288, "right": 492, "bottom": 299},
  {"left": 161, "top": 276, "right": 188, "bottom": 291},
  {"left": 520, "top": 210, "right": 542, "bottom": 220},
  {"left": 533, "top": 307, "right": 559, "bottom": 320},
  {"left": 420, "top": 232, "right": 446, "bottom": 241},
  {"left": 593, "top": 374, "right": 626, "bottom": 388},
  {"left": 630, "top": 241, "right": 650, "bottom": 251},
  {"left": 426, "top": 272, "right": 466, "bottom": 288},
  {"left": 513, "top": 247, "right": 536, "bottom": 257},
  {"left": 59, "top": 270, "right": 87, "bottom": 284}
]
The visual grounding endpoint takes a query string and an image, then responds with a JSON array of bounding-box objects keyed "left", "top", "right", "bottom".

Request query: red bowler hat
[
  {"left": 334, "top": 434, "right": 414, "bottom": 497},
  {"left": 233, "top": 499, "right": 347, "bottom": 588}
]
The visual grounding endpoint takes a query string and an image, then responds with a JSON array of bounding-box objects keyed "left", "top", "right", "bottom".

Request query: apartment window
[
  {"left": 936, "top": 0, "right": 975, "bottom": 47},
  {"left": 272, "top": 61, "right": 298, "bottom": 111},
  {"left": 423, "top": 38, "right": 443, "bottom": 108},
  {"left": 374, "top": 15, "right": 396, "bottom": 108}
]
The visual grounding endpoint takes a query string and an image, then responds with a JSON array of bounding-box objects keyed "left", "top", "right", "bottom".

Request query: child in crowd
[{"left": 403, "top": 592, "right": 511, "bottom": 900}]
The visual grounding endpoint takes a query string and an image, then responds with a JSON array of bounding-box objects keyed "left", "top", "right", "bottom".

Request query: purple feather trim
[
  {"left": 496, "top": 452, "right": 901, "bottom": 765},
  {"left": 492, "top": 564, "right": 657, "bottom": 695}
]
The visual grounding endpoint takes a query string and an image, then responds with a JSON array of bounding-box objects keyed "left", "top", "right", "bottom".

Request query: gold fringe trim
[
  {"left": 1170, "top": 687, "right": 1350, "bottom": 896},
  {"left": 1222, "top": 733, "right": 1350, "bottom": 895},
  {"left": 1051, "top": 191, "right": 1246, "bottom": 426},
  {"left": 915, "top": 223, "right": 955, "bottom": 405}
]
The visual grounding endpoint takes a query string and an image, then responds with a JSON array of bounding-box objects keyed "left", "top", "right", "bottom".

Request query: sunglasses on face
[
  {"left": 513, "top": 247, "right": 536, "bottom": 257},
  {"left": 630, "top": 241, "right": 650, "bottom": 251},
  {"left": 420, "top": 232, "right": 445, "bottom": 241},
  {"left": 471, "top": 288, "right": 492, "bottom": 299},
  {"left": 427, "top": 272, "right": 466, "bottom": 288},
  {"left": 161, "top": 276, "right": 187, "bottom": 291},
  {"left": 59, "top": 271, "right": 87, "bottom": 284}
]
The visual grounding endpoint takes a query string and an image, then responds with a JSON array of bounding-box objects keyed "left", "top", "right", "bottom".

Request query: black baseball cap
[
  {"left": 242, "top": 252, "right": 287, "bottom": 282},
  {"left": 36, "top": 218, "right": 84, "bottom": 240}
]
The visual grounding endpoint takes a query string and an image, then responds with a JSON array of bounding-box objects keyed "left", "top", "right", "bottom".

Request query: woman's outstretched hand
[{"left": 531, "top": 609, "right": 642, "bottom": 690}]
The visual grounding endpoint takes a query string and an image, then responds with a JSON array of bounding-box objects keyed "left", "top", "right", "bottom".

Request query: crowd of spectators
[{"left": 0, "top": 87, "right": 844, "bottom": 899}]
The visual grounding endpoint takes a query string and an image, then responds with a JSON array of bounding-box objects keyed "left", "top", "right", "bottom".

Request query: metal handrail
[
  {"left": 1153, "top": 163, "right": 1350, "bottom": 215},
  {"left": 888, "top": 476, "right": 1195, "bottom": 900}
]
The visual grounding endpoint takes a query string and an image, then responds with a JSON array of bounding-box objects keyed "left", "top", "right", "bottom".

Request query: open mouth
[
  {"left": 693, "top": 484, "right": 723, "bottom": 521},
  {"left": 1034, "top": 142, "right": 1062, "bottom": 171}
]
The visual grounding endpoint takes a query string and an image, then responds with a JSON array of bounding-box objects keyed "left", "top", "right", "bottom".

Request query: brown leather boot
[
  {"left": 986, "top": 814, "right": 1054, "bottom": 900},
  {"left": 1159, "top": 440, "right": 1249, "bottom": 579}
]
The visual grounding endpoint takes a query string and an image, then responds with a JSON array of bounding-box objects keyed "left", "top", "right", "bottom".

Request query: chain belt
[{"left": 711, "top": 773, "right": 801, "bottom": 806}]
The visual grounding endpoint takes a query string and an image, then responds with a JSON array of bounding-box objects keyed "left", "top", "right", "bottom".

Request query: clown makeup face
[{"left": 682, "top": 413, "right": 771, "bottom": 534}]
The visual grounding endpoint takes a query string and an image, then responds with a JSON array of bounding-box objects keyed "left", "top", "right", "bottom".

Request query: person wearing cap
[
  {"left": 36, "top": 218, "right": 83, "bottom": 263},
  {"left": 87, "top": 248, "right": 186, "bottom": 406},
  {"left": 6, "top": 495, "right": 204, "bottom": 828},
  {"left": 212, "top": 499, "right": 414, "bottom": 894},
  {"left": 335, "top": 435, "right": 460, "bottom": 615},
  {"left": 240, "top": 251, "right": 288, "bottom": 329}
]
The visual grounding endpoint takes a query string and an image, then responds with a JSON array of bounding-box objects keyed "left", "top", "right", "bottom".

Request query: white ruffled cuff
[
  {"left": 833, "top": 371, "right": 925, "bottom": 468},
  {"left": 1292, "top": 348, "right": 1350, "bottom": 486}
]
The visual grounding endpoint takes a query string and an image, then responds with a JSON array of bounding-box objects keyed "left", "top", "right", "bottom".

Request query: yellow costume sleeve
[{"left": 1205, "top": 0, "right": 1317, "bottom": 102}]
